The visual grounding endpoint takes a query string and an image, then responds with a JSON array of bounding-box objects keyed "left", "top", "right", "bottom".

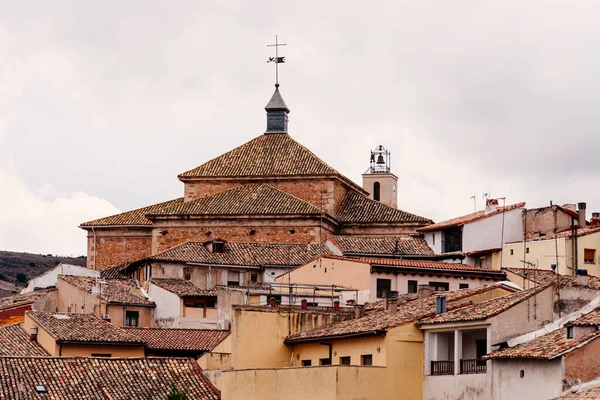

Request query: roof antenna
[{"left": 470, "top": 195, "right": 477, "bottom": 212}]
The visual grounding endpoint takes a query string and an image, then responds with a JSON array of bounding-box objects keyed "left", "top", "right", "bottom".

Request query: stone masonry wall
[{"left": 86, "top": 227, "right": 153, "bottom": 270}]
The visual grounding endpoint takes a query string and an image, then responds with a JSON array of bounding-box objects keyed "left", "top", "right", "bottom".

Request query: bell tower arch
[{"left": 362, "top": 145, "right": 398, "bottom": 208}]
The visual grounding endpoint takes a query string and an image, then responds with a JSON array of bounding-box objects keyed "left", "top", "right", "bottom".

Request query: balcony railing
[
  {"left": 431, "top": 360, "right": 454, "bottom": 375},
  {"left": 460, "top": 359, "right": 487, "bottom": 374}
]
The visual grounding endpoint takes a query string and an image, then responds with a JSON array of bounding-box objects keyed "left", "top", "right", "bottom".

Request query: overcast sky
[{"left": 1, "top": 1, "right": 599, "bottom": 256}]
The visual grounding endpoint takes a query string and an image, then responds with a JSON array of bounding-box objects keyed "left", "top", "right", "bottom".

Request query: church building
[{"left": 80, "top": 85, "right": 432, "bottom": 270}]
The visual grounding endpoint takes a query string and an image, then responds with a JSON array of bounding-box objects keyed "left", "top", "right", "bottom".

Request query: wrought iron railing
[
  {"left": 460, "top": 359, "right": 487, "bottom": 374},
  {"left": 431, "top": 360, "right": 454, "bottom": 375}
]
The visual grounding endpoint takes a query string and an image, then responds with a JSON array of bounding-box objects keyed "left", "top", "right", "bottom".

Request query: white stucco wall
[
  {"left": 491, "top": 359, "right": 563, "bottom": 400},
  {"left": 22, "top": 264, "right": 100, "bottom": 293},
  {"left": 462, "top": 208, "right": 524, "bottom": 253},
  {"left": 423, "top": 373, "right": 488, "bottom": 400},
  {"left": 148, "top": 283, "right": 181, "bottom": 320},
  {"left": 424, "top": 231, "right": 444, "bottom": 254}
]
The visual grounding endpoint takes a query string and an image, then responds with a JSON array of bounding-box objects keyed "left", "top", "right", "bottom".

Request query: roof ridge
[{"left": 80, "top": 197, "right": 183, "bottom": 227}]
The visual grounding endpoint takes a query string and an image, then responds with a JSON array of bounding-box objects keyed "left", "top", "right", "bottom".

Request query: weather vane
[{"left": 267, "top": 35, "right": 287, "bottom": 86}]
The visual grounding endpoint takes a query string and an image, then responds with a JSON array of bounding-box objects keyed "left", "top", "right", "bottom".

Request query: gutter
[{"left": 284, "top": 330, "right": 386, "bottom": 345}]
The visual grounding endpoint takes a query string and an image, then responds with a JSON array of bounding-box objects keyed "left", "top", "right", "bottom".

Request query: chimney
[
  {"left": 435, "top": 295, "right": 447, "bottom": 314},
  {"left": 576, "top": 269, "right": 589, "bottom": 286},
  {"left": 485, "top": 199, "right": 499, "bottom": 214},
  {"left": 301, "top": 299, "right": 308, "bottom": 310},
  {"left": 578, "top": 202, "right": 587, "bottom": 227},
  {"left": 417, "top": 284, "right": 432, "bottom": 299},
  {"left": 591, "top": 212, "right": 600, "bottom": 229},
  {"left": 354, "top": 304, "right": 365, "bottom": 319},
  {"left": 334, "top": 301, "right": 340, "bottom": 312},
  {"left": 387, "top": 291, "right": 399, "bottom": 314},
  {"left": 29, "top": 327, "right": 38, "bottom": 342}
]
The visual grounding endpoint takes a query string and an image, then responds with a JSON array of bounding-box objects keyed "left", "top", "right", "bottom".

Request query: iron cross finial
[{"left": 267, "top": 35, "right": 287, "bottom": 86}]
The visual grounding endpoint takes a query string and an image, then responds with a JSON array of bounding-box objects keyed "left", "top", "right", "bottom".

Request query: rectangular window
[
  {"left": 227, "top": 271, "right": 240, "bottom": 286},
  {"left": 319, "top": 358, "right": 331, "bottom": 366},
  {"left": 184, "top": 296, "right": 217, "bottom": 308},
  {"left": 145, "top": 264, "right": 152, "bottom": 280},
  {"left": 407, "top": 280, "right": 418, "bottom": 294},
  {"left": 339, "top": 356, "right": 351, "bottom": 365},
  {"left": 376, "top": 279, "right": 392, "bottom": 298},
  {"left": 124, "top": 310, "right": 139, "bottom": 327},
  {"left": 584, "top": 249, "right": 596, "bottom": 264},
  {"left": 429, "top": 282, "right": 449, "bottom": 292},
  {"left": 306, "top": 302, "right": 318, "bottom": 307},
  {"left": 213, "top": 242, "right": 225, "bottom": 253},
  {"left": 443, "top": 227, "right": 463, "bottom": 253},
  {"left": 250, "top": 273, "right": 258, "bottom": 283},
  {"left": 510, "top": 249, "right": 514, "bottom": 256},
  {"left": 526, "top": 247, "right": 530, "bottom": 254},
  {"left": 432, "top": 233, "right": 436, "bottom": 246},
  {"left": 459, "top": 283, "right": 469, "bottom": 289},
  {"left": 361, "top": 354, "right": 373, "bottom": 366},
  {"left": 301, "top": 360, "right": 312, "bottom": 366},
  {"left": 567, "top": 326, "right": 574, "bottom": 339}
]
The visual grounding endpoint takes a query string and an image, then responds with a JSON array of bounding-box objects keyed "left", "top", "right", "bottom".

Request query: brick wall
[
  {"left": 86, "top": 227, "right": 153, "bottom": 270},
  {"left": 525, "top": 206, "right": 574, "bottom": 240}
]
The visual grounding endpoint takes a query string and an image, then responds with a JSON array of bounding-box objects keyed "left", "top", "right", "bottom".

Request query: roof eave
[{"left": 284, "top": 329, "right": 387, "bottom": 344}]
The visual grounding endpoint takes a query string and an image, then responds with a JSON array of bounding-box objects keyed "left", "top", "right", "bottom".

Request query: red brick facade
[{"left": 86, "top": 228, "right": 153, "bottom": 270}]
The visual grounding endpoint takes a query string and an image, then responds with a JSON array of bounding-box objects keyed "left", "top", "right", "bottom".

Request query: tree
[
  {"left": 16, "top": 273, "right": 27, "bottom": 283},
  {"left": 0, "top": 274, "right": 6, "bottom": 281},
  {"left": 167, "top": 383, "right": 188, "bottom": 400}
]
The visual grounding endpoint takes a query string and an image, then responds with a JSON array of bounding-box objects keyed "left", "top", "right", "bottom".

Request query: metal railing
[
  {"left": 460, "top": 359, "right": 487, "bottom": 374},
  {"left": 431, "top": 360, "right": 454, "bottom": 375}
]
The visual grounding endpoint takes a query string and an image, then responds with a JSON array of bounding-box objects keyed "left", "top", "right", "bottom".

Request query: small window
[
  {"left": 459, "top": 283, "right": 469, "bottom": 289},
  {"left": 339, "top": 356, "right": 351, "bottom": 365},
  {"left": 227, "top": 271, "right": 240, "bottom": 286},
  {"left": 376, "top": 279, "right": 392, "bottom": 298},
  {"left": 306, "top": 302, "right": 318, "bottom": 307},
  {"left": 250, "top": 273, "right": 258, "bottom": 283},
  {"left": 373, "top": 182, "right": 381, "bottom": 201},
  {"left": 526, "top": 247, "right": 530, "bottom": 254},
  {"left": 407, "top": 280, "right": 418, "bottom": 294},
  {"left": 213, "top": 242, "right": 225, "bottom": 253},
  {"left": 432, "top": 233, "right": 435, "bottom": 246},
  {"left": 124, "top": 310, "right": 139, "bottom": 327},
  {"left": 320, "top": 358, "right": 331, "bottom": 366},
  {"left": 91, "top": 353, "right": 111, "bottom": 357},
  {"left": 429, "top": 282, "right": 449, "bottom": 291},
  {"left": 361, "top": 354, "right": 373, "bottom": 366},
  {"left": 183, "top": 267, "right": 191, "bottom": 281},
  {"left": 567, "top": 326, "right": 574, "bottom": 339},
  {"left": 145, "top": 264, "right": 152, "bottom": 280},
  {"left": 520, "top": 370, "right": 525, "bottom": 378},
  {"left": 301, "top": 360, "right": 312, "bottom": 366},
  {"left": 584, "top": 249, "right": 596, "bottom": 264},
  {"left": 510, "top": 249, "right": 514, "bottom": 256},
  {"left": 269, "top": 295, "right": 282, "bottom": 305}
]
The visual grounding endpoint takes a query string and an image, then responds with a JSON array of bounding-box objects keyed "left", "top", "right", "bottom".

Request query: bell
[{"left": 376, "top": 154, "right": 385, "bottom": 165}]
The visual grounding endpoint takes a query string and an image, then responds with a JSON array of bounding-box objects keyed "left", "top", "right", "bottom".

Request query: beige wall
[
  {"left": 293, "top": 335, "right": 386, "bottom": 366},
  {"left": 576, "top": 233, "right": 600, "bottom": 276},
  {"left": 503, "top": 238, "right": 569, "bottom": 274},
  {"left": 57, "top": 278, "right": 106, "bottom": 315},
  {"left": 23, "top": 314, "right": 57, "bottom": 355},
  {"left": 276, "top": 257, "right": 370, "bottom": 291},
  {"left": 230, "top": 307, "right": 350, "bottom": 370},
  {"left": 106, "top": 304, "right": 152, "bottom": 328},
  {"left": 362, "top": 173, "right": 398, "bottom": 208}
]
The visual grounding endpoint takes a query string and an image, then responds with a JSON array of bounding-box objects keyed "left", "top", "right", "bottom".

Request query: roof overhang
[
  {"left": 284, "top": 329, "right": 386, "bottom": 344},
  {"left": 370, "top": 265, "right": 507, "bottom": 279}
]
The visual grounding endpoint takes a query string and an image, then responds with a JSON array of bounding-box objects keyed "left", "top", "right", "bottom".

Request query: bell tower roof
[{"left": 264, "top": 84, "right": 290, "bottom": 134}]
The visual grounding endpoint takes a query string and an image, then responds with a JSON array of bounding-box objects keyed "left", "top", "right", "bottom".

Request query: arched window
[{"left": 373, "top": 182, "right": 381, "bottom": 201}]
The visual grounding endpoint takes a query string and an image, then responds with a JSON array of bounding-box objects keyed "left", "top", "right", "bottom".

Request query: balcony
[
  {"left": 431, "top": 360, "right": 454, "bottom": 375},
  {"left": 460, "top": 359, "right": 486, "bottom": 374},
  {"left": 427, "top": 328, "right": 489, "bottom": 376}
]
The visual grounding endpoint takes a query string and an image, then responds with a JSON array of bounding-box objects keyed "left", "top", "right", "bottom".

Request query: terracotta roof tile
[
  {"left": 124, "top": 327, "right": 230, "bottom": 352},
  {"left": 418, "top": 285, "right": 548, "bottom": 325},
  {"left": 0, "top": 290, "right": 51, "bottom": 310},
  {"left": 0, "top": 324, "right": 48, "bottom": 356},
  {"left": 336, "top": 192, "right": 432, "bottom": 224},
  {"left": 570, "top": 307, "right": 600, "bottom": 326},
  {"left": 58, "top": 275, "right": 154, "bottom": 306},
  {"left": 330, "top": 235, "right": 434, "bottom": 256},
  {"left": 149, "top": 279, "right": 217, "bottom": 297},
  {"left": 554, "top": 387, "right": 600, "bottom": 399},
  {"left": 320, "top": 254, "right": 507, "bottom": 274},
  {"left": 484, "top": 327, "right": 600, "bottom": 360},
  {"left": 417, "top": 202, "right": 525, "bottom": 232},
  {"left": 26, "top": 312, "right": 145, "bottom": 344},
  {"left": 504, "top": 268, "right": 600, "bottom": 290},
  {"left": 0, "top": 357, "right": 220, "bottom": 399},
  {"left": 179, "top": 133, "right": 345, "bottom": 181},
  {"left": 80, "top": 198, "right": 183, "bottom": 227},
  {"left": 146, "top": 241, "right": 329, "bottom": 267},
  {"left": 286, "top": 285, "right": 511, "bottom": 342},
  {"left": 149, "top": 184, "right": 323, "bottom": 217}
]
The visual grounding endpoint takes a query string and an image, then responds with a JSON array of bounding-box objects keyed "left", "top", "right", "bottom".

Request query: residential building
[
  {"left": 418, "top": 200, "right": 525, "bottom": 267},
  {"left": 57, "top": 275, "right": 155, "bottom": 327},
  {"left": 524, "top": 203, "right": 580, "bottom": 240},
  {"left": 0, "top": 289, "right": 55, "bottom": 324},
  {"left": 0, "top": 357, "right": 220, "bottom": 399},
  {"left": 22, "top": 262, "right": 100, "bottom": 293},
  {"left": 275, "top": 255, "right": 507, "bottom": 303},
  {"left": 23, "top": 311, "right": 146, "bottom": 357},
  {"left": 79, "top": 85, "right": 432, "bottom": 271}
]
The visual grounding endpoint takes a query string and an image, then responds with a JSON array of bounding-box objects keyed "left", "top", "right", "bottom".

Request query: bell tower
[{"left": 362, "top": 145, "right": 398, "bottom": 208}]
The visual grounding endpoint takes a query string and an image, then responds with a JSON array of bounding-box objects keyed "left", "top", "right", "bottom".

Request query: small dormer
[
  {"left": 566, "top": 323, "right": 597, "bottom": 341},
  {"left": 204, "top": 238, "right": 227, "bottom": 254}
]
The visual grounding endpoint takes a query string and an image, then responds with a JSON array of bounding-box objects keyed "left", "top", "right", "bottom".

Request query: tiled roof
[
  {"left": 179, "top": 133, "right": 346, "bottom": 181},
  {"left": 285, "top": 284, "right": 511, "bottom": 342},
  {"left": 0, "top": 324, "right": 48, "bottom": 356},
  {"left": 58, "top": 275, "right": 154, "bottom": 306},
  {"left": 329, "top": 235, "right": 434, "bottom": 256},
  {"left": 124, "top": 327, "right": 230, "bottom": 352},
  {"left": 0, "top": 290, "right": 51, "bottom": 310},
  {"left": 319, "top": 255, "right": 507, "bottom": 274},
  {"left": 0, "top": 357, "right": 220, "bottom": 400},
  {"left": 417, "top": 202, "right": 526, "bottom": 232},
  {"left": 26, "top": 312, "right": 145, "bottom": 344},
  {"left": 504, "top": 268, "right": 600, "bottom": 290},
  {"left": 418, "top": 285, "right": 548, "bottom": 326},
  {"left": 569, "top": 307, "right": 600, "bottom": 326},
  {"left": 484, "top": 327, "right": 600, "bottom": 360},
  {"left": 149, "top": 184, "right": 323, "bottom": 218},
  {"left": 80, "top": 198, "right": 183, "bottom": 227},
  {"left": 554, "top": 387, "right": 600, "bottom": 399},
  {"left": 335, "top": 192, "right": 432, "bottom": 224},
  {"left": 145, "top": 241, "right": 329, "bottom": 267},
  {"left": 101, "top": 263, "right": 128, "bottom": 279},
  {"left": 506, "top": 225, "right": 600, "bottom": 244},
  {"left": 149, "top": 279, "right": 217, "bottom": 297}
]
